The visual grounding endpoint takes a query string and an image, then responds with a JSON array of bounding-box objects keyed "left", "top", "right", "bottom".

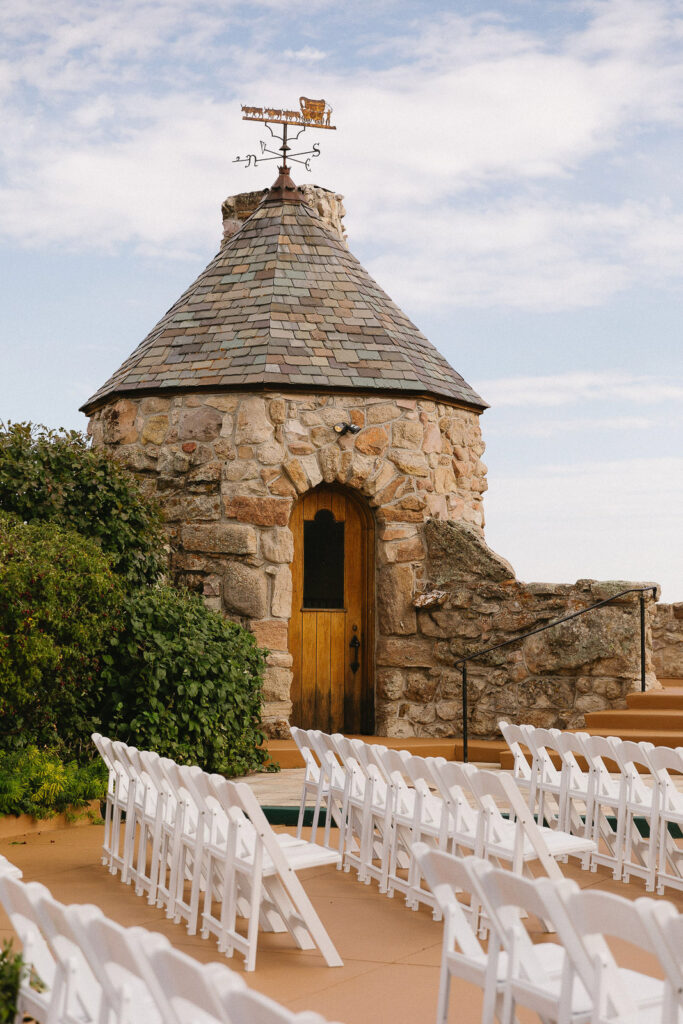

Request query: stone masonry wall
[
  {"left": 376, "top": 519, "right": 661, "bottom": 739},
  {"left": 652, "top": 603, "right": 683, "bottom": 680},
  {"left": 88, "top": 390, "right": 486, "bottom": 735}
]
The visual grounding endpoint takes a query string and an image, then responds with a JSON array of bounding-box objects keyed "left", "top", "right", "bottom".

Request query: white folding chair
[
  {"left": 146, "top": 942, "right": 244, "bottom": 1024},
  {"left": 613, "top": 740, "right": 659, "bottom": 890},
  {"left": 555, "top": 731, "right": 593, "bottom": 861},
  {"left": 128, "top": 748, "right": 175, "bottom": 905},
  {"left": 219, "top": 986, "right": 335, "bottom": 1024},
  {"left": 413, "top": 845, "right": 511, "bottom": 1024},
  {"left": 467, "top": 769, "right": 595, "bottom": 881},
  {"left": 154, "top": 758, "right": 200, "bottom": 921},
  {"left": 201, "top": 777, "right": 342, "bottom": 971},
  {"left": 640, "top": 897, "right": 683, "bottom": 1023},
  {"left": 426, "top": 759, "right": 482, "bottom": 859},
  {"left": 498, "top": 720, "right": 534, "bottom": 807},
  {"left": 646, "top": 745, "right": 683, "bottom": 894},
  {"left": 290, "top": 727, "right": 327, "bottom": 843},
  {"left": 552, "top": 886, "right": 669, "bottom": 1023},
  {"left": 308, "top": 732, "right": 355, "bottom": 855},
  {"left": 76, "top": 909, "right": 178, "bottom": 1024},
  {"left": 0, "top": 874, "right": 60, "bottom": 1024},
  {"left": 33, "top": 890, "right": 104, "bottom": 1024},
  {"left": 525, "top": 727, "right": 563, "bottom": 829},
  {"left": 92, "top": 735, "right": 130, "bottom": 875},
  {"left": 581, "top": 735, "right": 625, "bottom": 878}
]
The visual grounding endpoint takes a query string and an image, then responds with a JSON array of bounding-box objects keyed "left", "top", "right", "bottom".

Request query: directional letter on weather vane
[{"left": 234, "top": 96, "right": 336, "bottom": 172}]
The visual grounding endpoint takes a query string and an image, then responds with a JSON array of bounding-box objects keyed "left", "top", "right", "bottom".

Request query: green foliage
[
  {"left": 0, "top": 940, "right": 23, "bottom": 1023},
  {"left": 0, "top": 421, "right": 164, "bottom": 586},
  {"left": 102, "top": 585, "right": 268, "bottom": 776},
  {"left": 0, "top": 747, "right": 106, "bottom": 819},
  {"left": 0, "top": 511, "right": 124, "bottom": 757}
]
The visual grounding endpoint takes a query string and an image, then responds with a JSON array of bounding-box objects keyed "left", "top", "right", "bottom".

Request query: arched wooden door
[{"left": 289, "top": 487, "right": 374, "bottom": 734}]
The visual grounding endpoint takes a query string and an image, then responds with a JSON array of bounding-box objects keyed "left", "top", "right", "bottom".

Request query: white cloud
[
  {"left": 484, "top": 455, "right": 683, "bottom": 600},
  {"left": 475, "top": 372, "right": 683, "bottom": 407},
  {"left": 487, "top": 414, "right": 656, "bottom": 438}
]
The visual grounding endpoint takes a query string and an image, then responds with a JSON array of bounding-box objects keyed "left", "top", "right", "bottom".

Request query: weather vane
[{"left": 234, "top": 97, "right": 336, "bottom": 173}]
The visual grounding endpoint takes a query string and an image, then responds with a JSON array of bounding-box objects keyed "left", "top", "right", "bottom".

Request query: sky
[{"left": 1, "top": 0, "right": 681, "bottom": 599}]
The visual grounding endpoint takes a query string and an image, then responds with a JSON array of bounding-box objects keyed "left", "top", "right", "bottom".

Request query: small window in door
[{"left": 303, "top": 509, "right": 345, "bottom": 609}]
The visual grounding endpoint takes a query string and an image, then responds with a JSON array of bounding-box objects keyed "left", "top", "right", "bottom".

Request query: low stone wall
[
  {"left": 652, "top": 603, "right": 683, "bottom": 680},
  {"left": 376, "top": 519, "right": 660, "bottom": 739}
]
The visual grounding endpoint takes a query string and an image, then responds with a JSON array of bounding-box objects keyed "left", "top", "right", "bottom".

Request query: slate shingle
[{"left": 81, "top": 196, "right": 486, "bottom": 413}]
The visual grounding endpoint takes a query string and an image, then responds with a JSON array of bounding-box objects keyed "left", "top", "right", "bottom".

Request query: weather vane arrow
[{"left": 234, "top": 97, "right": 335, "bottom": 173}]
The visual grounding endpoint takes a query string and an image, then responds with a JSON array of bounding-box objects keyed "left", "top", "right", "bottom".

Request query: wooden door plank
[
  {"left": 289, "top": 500, "right": 303, "bottom": 725},
  {"left": 331, "top": 490, "right": 345, "bottom": 520},
  {"left": 301, "top": 613, "right": 317, "bottom": 728},
  {"left": 345, "top": 499, "right": 363, "bottom": 734},
  {"left": 330, "top": 611, "right": 346, "bottom": 732},
  {"left": 315, "top": 612, "right": 332, "bottom": 733}
]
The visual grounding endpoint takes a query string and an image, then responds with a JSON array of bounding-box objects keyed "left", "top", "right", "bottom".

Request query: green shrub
[
  {"left": 102, "top": 586, "right": 268, "bottom": 776},
  {"left": 0, "top": 940, "right": 23, "bottom": 1023},
  {"left": 0, "top": 747, "right": 106, "bottom": 819},
  {"left": 0, "top": 511, "right": 124, "bottom": 757},
  {"left": 0, "top": 422, "right": 164, "bottom": 586}
]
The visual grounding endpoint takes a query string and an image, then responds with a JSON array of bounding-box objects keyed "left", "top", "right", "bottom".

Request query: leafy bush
[
  {"left": 0, "top": 941, "right": 23, "bottom": 1023},
  {"left": 0, "top": 747, "right": 106, "bottom": 819},
  {"left": 0, "top": 421, "right": 164, "bottom": 586},
  {"left": 101, "top": 586, "right": 267, "bottom": 776},
  {"left": 0, "top": 511, "right": 124, "bottom": 757}
]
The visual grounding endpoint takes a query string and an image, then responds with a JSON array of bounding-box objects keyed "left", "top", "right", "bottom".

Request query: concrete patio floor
[{"left": 1, "top": 787, "right": 682, "bottom": 1024}]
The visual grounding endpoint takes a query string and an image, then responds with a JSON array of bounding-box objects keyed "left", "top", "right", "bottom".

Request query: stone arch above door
[{"left": 289, "top": 485, "right": 375, "bottom": 734}]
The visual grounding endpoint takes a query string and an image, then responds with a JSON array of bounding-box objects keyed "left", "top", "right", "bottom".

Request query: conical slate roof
[{"left": 81, "top": 186, "right": 486, "bottom": 413}]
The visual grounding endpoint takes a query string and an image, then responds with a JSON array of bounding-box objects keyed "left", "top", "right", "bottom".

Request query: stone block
[
  {"left": 422, "top": 422, "right": 442, "bottom": 454},
  {"left": 271, "top": 566, "right": 292, "bottom": 618},
  {"left": 161, "top": 495, "right": 221, "bottom": 521},
  {"left": 376, "top": 668, "right": 405, "bottom": 700},
  {"left": 235, "top": 397, "right": 274, "bottom": 444},
  {"left": 257, "top": 441, "right": 286, "bottom": 465},
  {"left": 384, "top": 536, "right": 426, "bottom": 563},
  {"left": 403, "top": 671, "right": 437, "bottom": 702},
  {"left": 366, "top": 403, "right": 401, "bottom": 423},
  {"left": 223, "top": 496, "right": 292, "bottom": 526},
  {"left": 261, "top": 527, "right": 294, "bottom": 564},
  {"left": 251, "top": 620, "right": 289, "bottom": 652},
  {"left": 178, "top": 406, "right": 222, "bottom": 441},
  {"left": 434, "top": 464, "right": 457, "bottom": 495},
  {"left": 378, "top": 564, "right": 417, "bottom": 635},
  {"left": 181, "top": 523, "right": 257, "bottom": 555},
  {"left": 141, "top": 414, "right": 168, "bottom": 445},
  {"left": 425, "top": 519, "right": 515, "bottom": 584},
  {"left": 188, "top": 461, "right": 221, "bottom": 484},
  {"left": 319, "top": 446, "right": 341, "bottom": 483},
  {"left": 355, "top": 426, "right": 389, "bottom": 456},
  {"left": 101, "top": 399, "right": 138, "bottom": 444},
  {"left": 389, "top": 449, "right": 429, "bottom": 477},
  {"left": 262, "top": 667, "right": 293, "bottom": 702},
  {"left": 301, "top": 454, "right": 323, "bottom": 488},
  {"left": 269, "top": 398, "right": 286, "bottom": 424},
  {"left": 283, "top": 458, "right": 309, "bottom": 494},
  {"left": 392, "top": 420, "right": 423, "bottom": 449},
  {"left": 223, "top": 562, "right": 268, "bottom": 618},
  {"left": 376, "top": 636, "right": 435, "bottom": 668}
]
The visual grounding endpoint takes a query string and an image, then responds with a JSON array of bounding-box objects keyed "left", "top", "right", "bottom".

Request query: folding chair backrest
[
  {"left": 0, "top": 855, "right": 22, "bottom": 879},
  {"left": 646, "top": 745, "right": 683, "bottom": 809},
  {"left": 79, "top": 912, "right": 176, "bottom": 1024},
  {"left": 527, "top": 727, "right": 562, "bottom": 778},
  {"left": 35, "top": 892, "right": 104, "bottom": 1024},
  {"left": 290, "top": 727, "right": 322, "bottom": 778},
  {"left": 642, "top": 898, "right": 683, "bottom": 1013},
  {"left": 582, "top": 734, "right": 620, "bottom": 774},
  {"left": 91, "top": 732, "right": 115, "bottom": 772},
  {"left": 499, "top": 720, "right": 534, "bottom": 781},
  {"left": 221, "top": 986, "right": 329, "bottom": 1023},
  {"left": 355, "top": 740, "right": 391, "bottom": 780},
  {"left": 146, "top": 943, "right": 234, "bottom": 1023},
  {"left": 0, "top": 875, "right": 58, "bottom": 988},
  {"left": 556, "top": 730, "right": 589, "bottom": 765},
  {"left": 412, "top": 845, "right": 488, "bottom": 958},
  {"left": 614, "top": 740, "right": 656, "bottom": 799}
]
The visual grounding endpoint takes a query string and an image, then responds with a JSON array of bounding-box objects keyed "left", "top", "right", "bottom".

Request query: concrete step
[
  {"left": 263, "top": 735, "right": 506, "bottom": 769},
  {"left": 578, "top": 727, "right": 683, "bottom": 747},
  {"left": 584, "top": 709, "right": 683, "bottom": 731},
  {"left": 626, "top": 688, "right": 683, "bottom": 709},
  {"left": 659, "top": 678, "right": 683, "bottom": 688}
]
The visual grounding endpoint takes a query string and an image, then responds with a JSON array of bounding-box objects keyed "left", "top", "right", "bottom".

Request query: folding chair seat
[
  {"left": 468, "top": 770, "right": 595, "bottom": 880},
  {"left": 498, "top": 720, "right": 535, "bottom": 807},
  {"left": 201, "top": 777, "right": 342, "bottom": 971},
  {"left": 613, "top": 739, "right": 658, "bottom": 890},
  {"left": 551, "top": 886, "right": 670, "bottom": 1023},
  {"left": 555, "top": 731, "right": 593, "bottom": 854},
  {"left": 525, "top": 727, "right": 563, "bottom": 828},
  {"left": 0, "top": 874, "right": 61, "bottom": 1024},
  {"left": 413, "top": 845, "right": 512, "bottom": 1024},
  {"left": 581, "top": 735, "right": 625, "bottom": 878},
  {"left": 74, "top": 908, "right": 177, "bottom": 1024},
  {"left": 646, "top": 745, "right": 683, "bottom": 895}
]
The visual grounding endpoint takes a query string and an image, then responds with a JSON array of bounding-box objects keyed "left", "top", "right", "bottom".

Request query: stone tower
[{"left": 82, "top": 169, "right": 488, "bottom": 738}]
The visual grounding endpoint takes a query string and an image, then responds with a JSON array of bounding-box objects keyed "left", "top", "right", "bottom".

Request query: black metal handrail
[{"left": 453, "top": 585, "right": 658, "bottom": 762}]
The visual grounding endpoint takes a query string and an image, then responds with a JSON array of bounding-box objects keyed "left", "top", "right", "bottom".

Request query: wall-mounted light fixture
[{"left": 333, "top": 422, "right": 361, "bottom": 436}]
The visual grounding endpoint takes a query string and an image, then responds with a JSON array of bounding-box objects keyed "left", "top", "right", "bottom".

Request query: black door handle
[{"left": 349, "top": 633, "right": 360, "bottom": 674}]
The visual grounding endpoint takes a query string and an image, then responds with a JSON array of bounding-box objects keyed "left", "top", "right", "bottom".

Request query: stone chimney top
[{"left": 221, "top": 183, "right": 347, "bottom": 246}]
